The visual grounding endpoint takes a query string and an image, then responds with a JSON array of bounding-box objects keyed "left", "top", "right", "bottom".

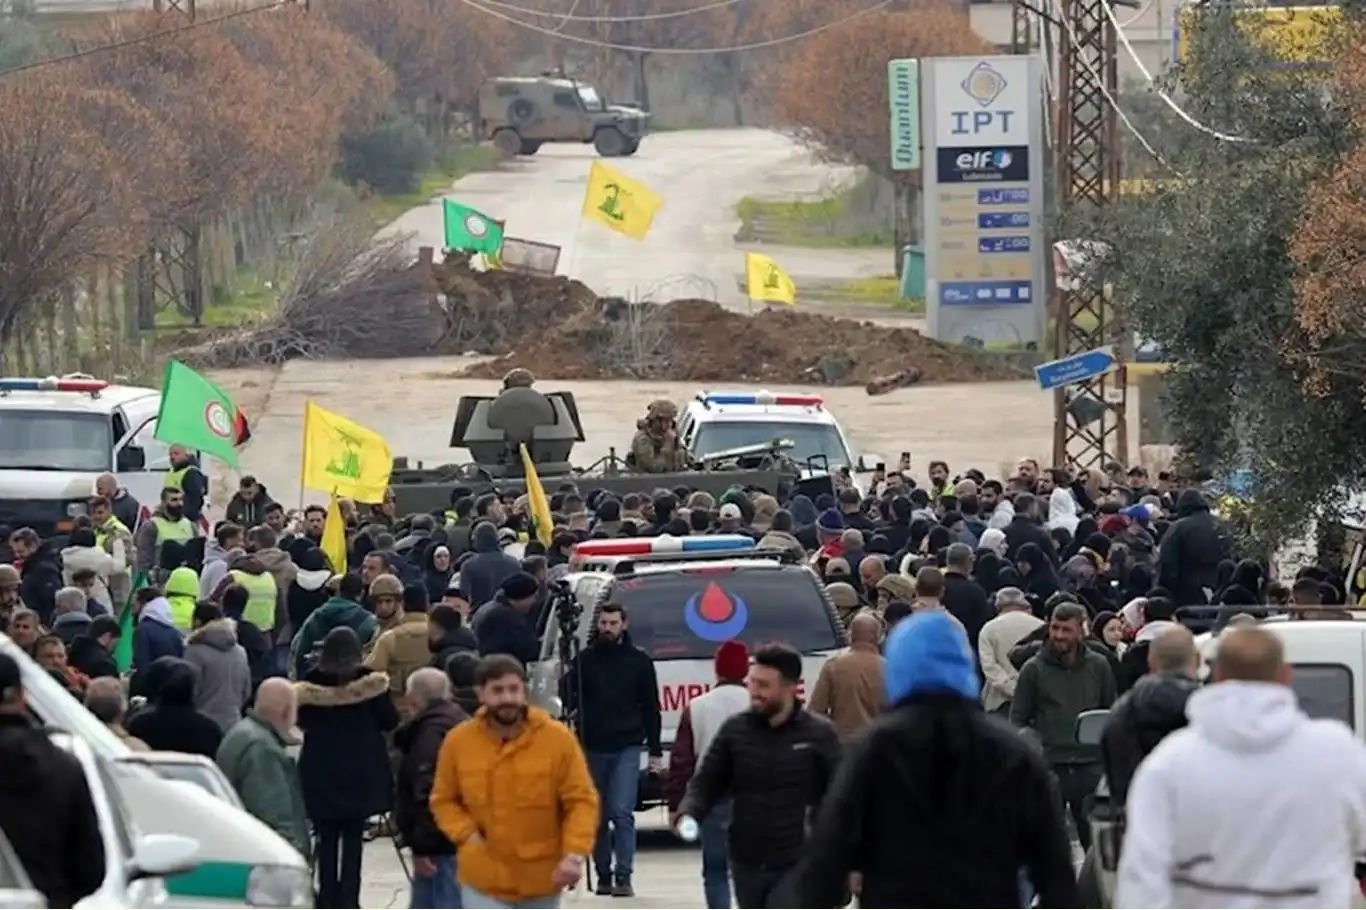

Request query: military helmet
[
  {"left": 647, "top": 399, "right": 677, "bottom": 419},
  {"left": 502, "top": 368, "right": 535, "bottom": 389},
  {"left": 0, "top": 565, "right": 17, "bottom": 587},
  {"left": 369, "top": 573, "right": 404, "bottom": 597}
]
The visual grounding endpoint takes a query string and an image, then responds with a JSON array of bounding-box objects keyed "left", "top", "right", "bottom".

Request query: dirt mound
[
  {"left": 458, "top": 298, "right": 1015, "bottom": 386},
  {"left": 432, "top": 256, "right": 597, "bottom": 354}
]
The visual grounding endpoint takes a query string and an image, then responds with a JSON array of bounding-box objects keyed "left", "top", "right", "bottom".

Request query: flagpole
[{"left": 299, "top": 399, "right": 311, "bottom": 511}]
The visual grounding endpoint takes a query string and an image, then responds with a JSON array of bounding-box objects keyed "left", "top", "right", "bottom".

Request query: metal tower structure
[{"left": 1052, "top": 0, "right": 1126, "bottom": 469}]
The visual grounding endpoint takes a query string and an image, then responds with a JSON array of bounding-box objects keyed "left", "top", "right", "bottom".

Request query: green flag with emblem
[
  {"left": 153, "top": 359, "right": 241, "bottom": 467},
  {"left": 443, "top": 199, "right": 505, "bottom": 255}
]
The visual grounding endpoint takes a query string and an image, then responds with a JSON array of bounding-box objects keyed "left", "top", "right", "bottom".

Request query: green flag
[
  {"left": 153, "top": 360, "right": 241, "bottom": 467},
  {"left": 113, "top": 571, "right": 149, "bottom": 674},
  {"left": 443, "top": 199, "right": 505, "bottom": 255}
]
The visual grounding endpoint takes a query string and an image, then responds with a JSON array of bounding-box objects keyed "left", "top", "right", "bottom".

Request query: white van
[
  {"left": 0, "top": 376, "right": 174, "bottom": 537},
  {"left": 2, "top": 634, "right": 313, "bottom": 908}
]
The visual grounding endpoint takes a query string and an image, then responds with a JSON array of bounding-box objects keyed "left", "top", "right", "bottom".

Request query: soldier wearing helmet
[
  {"left": 502, "top": 368, "right": 535, "bottom": 390},
  {"left": 630, "top": 399, "right": 688, "bottom": 473},
  {"left": 0, "top": 564, "right": 19, "bottom": 622}
]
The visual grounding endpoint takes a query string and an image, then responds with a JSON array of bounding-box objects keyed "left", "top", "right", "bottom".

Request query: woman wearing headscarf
[
  {"left": 972, "top": 551, "right": 1005, "bottom": 596},
  {"left": 422, "top": 545, "right": 454, "bottom": 603},
  {"left": 294, "top": 627, "right": 399, "bottom": 909},
  {"left": 1015, "top": 542, "right": 1061, "bottom": 609},
  {"left": 977, "top": 527, "right": 1007, "bottom": 558}
]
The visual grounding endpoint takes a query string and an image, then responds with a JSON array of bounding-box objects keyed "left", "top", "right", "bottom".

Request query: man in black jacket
[
  {"left": 561, "top": 603, "right": 662, "bottom": 898},
  {"left": 795, "top": 611, "right": 1078, "bottom": 908},
  {"left": 471, "top": 573, "right": 540, "bottom": 665},
  {"left": 1157, "top": 488, "right": 1232, "bottom": 605},
  {"left": 675, "top": 644, "right": 841, "bottom": 909},
  {"left": 1101, "top": 624, "right": 1200, "bottom": 808},
  {"left": 394, "top": 667, "right": 467, "bottom": 910},
  {"left": 0, "top": 654, "right": 106, "bottom": 910},
  {"left": 942, "top": 543, "right": 993, "bottom": 650},
  {"left": 1002, "top": 494, "right": 1060, "bottom": 565}
]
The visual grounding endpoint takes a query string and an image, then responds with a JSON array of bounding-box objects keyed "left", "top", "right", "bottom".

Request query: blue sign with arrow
[{"left": 1034, "top": 346, "right": 1119, "bottom": 391}]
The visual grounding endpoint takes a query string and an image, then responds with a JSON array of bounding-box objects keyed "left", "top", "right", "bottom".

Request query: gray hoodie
[
  {"left": 184, "top": 619, "right": 253, "bottom": 732},
  {"left": 200, "top": 546, "right": 245, "bottom": 600}
]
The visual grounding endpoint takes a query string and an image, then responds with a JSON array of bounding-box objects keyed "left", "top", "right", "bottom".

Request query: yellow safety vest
[
  {"left": 164, "top": 566, "right": 200, "bottom": 632},
  {"left": 95, "top": 516, "right": 130, "bottom": 550},
  {"left": 444, "top": 510, "right": 460, "bottom": 526},
  {"left": 151, "top": 515, "right": 194, "bottom": 545},
  {"left": 230, "top": 569, "right": 277, "bottom": 632},
  {"left": 163, "top": 466, "right": 191, "bottom": 492}
]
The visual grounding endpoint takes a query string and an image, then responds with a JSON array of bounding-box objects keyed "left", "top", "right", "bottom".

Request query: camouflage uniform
[{"left": 630, "top": 399, "right": 689, "bottom": 473}]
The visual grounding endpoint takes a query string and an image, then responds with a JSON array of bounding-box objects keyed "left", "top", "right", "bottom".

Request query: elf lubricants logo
[{"left": 936, "top": 145, "right": 1030, "bottom": 184}]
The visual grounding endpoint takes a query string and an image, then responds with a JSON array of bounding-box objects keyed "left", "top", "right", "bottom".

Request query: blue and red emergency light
[
  {"left": 701, "top": 391, "right": 823, "bottom": 407},
  {"left": 0, "top": 377, "right": 109, "bottom": 394},
  {"left": 571, "top": 534, "right": 755, "bottom": 562}
]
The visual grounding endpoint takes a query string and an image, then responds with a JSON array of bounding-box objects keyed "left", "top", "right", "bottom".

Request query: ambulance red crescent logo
[{"left": 684, "top": 582, "right": 748, "bottom": 642}]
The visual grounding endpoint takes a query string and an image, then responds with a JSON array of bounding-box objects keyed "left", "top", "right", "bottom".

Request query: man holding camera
[{"left": 560, "top": 603, "right": 662, "bottom": 898}]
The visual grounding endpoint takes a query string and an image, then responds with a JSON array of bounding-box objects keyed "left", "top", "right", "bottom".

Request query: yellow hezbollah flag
[
  {"left": 582, "top": 161, "right": 662, "bottom": 241},
  {"left": 301, "top": 400, "right": 392, "bottom": 503},
  {"left": 321, "top": 492, "right": 347, "bottom": 574},
  {"left": 745, "top": 252, "right": 797, "bottom": 306},
  {"left": 520, "top": 443, "right": 554, "bottom": 547}
]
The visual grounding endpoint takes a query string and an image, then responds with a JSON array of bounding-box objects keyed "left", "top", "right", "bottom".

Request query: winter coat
[
  {"left": 288, "top": 595, "right": 378, "bottom": 680},
  {"left": 67, "top": 633, "right": 119, "bottom": 680},
  {"left": 472, "top": 595, "right": 540, "bottom": 665},
  {"left": 1100, "top": 671, "right": 1198, "bottom": 808},
  {"left": 126, "top": 658, "right": 224, "bottom": 757},
  {"left": 18, "top": 540, "right": 63, "bottom": 625},
  {"left": 428, "top": 627, "right": 478, "bottom": 672},
  {"left": 1157, "top": 489, "right": 1233, "bottom": 606},
  {"left": 977, "top": 610, "right": 1044, "bottom": 712},
  {"left": 286, "top": 567, "right": 332, "bottom": 635},
  {"left": 420, "top": 546, "right": 454, "bottom": 603},
  {"left": 294, "top": 667, "right": 398, "bottom": 822},
  {"left": 393, "top": 701, "right": 467, "bottom": 856},
  {"left": 365, "top": 612, "right": 433, "bottom": 711},
  {"left": 794, "top": 694, "right": 1079, "bottom": 909},
  {"left": 941, "top": 570, "right": 993, "bottom": 650},
  {"left": 458, "top": 523, "right": 520, "bottom": 609},
  {"left": 131, "top": 597, "right": 185, "bottom": 678},
  {"left": 200, "top": 545, "right": 243, "bottom": 601},
  {"left": 184, "top": 619, "right": 253, "bottom": 732},
  {"left": 0, "top": 715, "right": 106, "bottom": 910},
  {"left": 1010, "top": 644, "right": 1116, "bottom": 764},
  {"left": 430, "top": 707, "right": 599, "bottom": 903},
  {"left": 561, "top": 635, "right": 663, "bottom": 755},
  {"left": 108, "top": 489, "right": 141, "bottom": 535},
  {"left": 1016, "top": 542, "right": 1062, "bottom": 609},
  {"left": 52, "top": 611, "right": 93, "bottom": 647},
  {"left": 216, "top": 713, "right": 311, "bottom": 859},
  {"left": 678, "top": 705, "right": 841, "bottom": 870},
  {"left": 60, "top": 544, "right": 123, "bottom": 613},
  {"left": 1003, "top": 515, "right": 1059, "bottom": 566},
  {"left": 225, "top": 489, "right": 277, "bottom": 530}
]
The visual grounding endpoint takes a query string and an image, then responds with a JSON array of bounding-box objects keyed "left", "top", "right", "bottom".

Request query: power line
[
  {"left": 479, "top": 0, "right": 742, "bottom": 23},
  {"left": 458, "top": 0, "right": 896, "bottom": 54},
  {"left": 549, "top": 0, "right": 585, "bottom": 33},
  {"left": 0, "top": 0, "right": 288, "bottom": 79}
]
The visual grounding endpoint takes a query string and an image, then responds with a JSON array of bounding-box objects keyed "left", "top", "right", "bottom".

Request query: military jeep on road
[{"left": 478, "top": 74, "right": 649, "bottom": 158}]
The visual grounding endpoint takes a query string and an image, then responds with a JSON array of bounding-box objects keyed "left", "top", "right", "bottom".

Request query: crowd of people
[{"left": 4, "top": 445, "right": 1366, "bottom": 909}]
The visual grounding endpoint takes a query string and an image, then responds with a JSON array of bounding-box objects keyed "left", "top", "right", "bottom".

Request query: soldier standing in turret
[
  {"left": 502, "top": 368, "right": 535, "bottom": 390},
  {"left": 631, "top": 400, "right": 689, "bottom": 473}
]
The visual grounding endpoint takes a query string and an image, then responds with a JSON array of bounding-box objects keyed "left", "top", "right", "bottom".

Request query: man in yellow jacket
[{"left": 429, "top": 653, "right": 598, "bottom": 908}]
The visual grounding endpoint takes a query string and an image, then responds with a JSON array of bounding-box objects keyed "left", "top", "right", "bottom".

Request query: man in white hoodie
[{"left": 1116, "top": 627, "right": 1366, "bottom": 909}]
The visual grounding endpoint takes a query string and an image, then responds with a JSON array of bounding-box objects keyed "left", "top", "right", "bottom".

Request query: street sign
[{"left": 1034, "top": 346, "right": 1118, "bottom": 391}]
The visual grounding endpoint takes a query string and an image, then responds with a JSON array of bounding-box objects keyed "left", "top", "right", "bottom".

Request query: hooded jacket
[
  {"left": 393, "top": 700, "right": 467, "bottom": 856},
  {"left": 1116, "top": 682, "right": 1366, "bottom": 909},
  {"left": 1156, "top": 489, "right": 1232, "bottom": 606},
  {"left": 1100, "top": 670, "right": 1197, "bottom": 808},
  {"left": 0, "top": 715, "right": 106, "bottom": 910},
  {"left": 795, "top": 612, "right": 1078, "bottom": 909},
  {"left": 18, "top": 539, "right": 63, "bottom": 625},
  {"left": 200, "top": 545, "right": 244, "bottom": 600},
  {"left": 294, "top": 667, "right": 399, "bottom": 822},
  {"left": 68, "top": 632, "right": 119, "bottom": 680},
  {"left": 184, "top": 619, "right": 253, "bottom": 732},
  {"left": 288, "top": 595, "right": 379, "bottom": 680},
  {"left": 1010, "top": 641, "right": 1116, "bottom": 764},
  {"left": 131, "top": 596, "right": 185, "bottom": 679},
  {"left": 126, "top": 657, "right": 224, "bottom": 757},
  {"left": 60, "top": 544, "right": 123, "bottom": 612},
  {"left": 52, "top": 610, "right": 93, "bottom": 646},
  {"left": 225, "top": 488, "right": 277, "bottom": 529},
  {"left": 561, "top": 631, "right": 662, "bottom": 756},
  {"left": 458, "top": 523, "right": 520, "bottom": 609},
  {"left": 287, "top": 565, "right": 333, "bottom": 635}
]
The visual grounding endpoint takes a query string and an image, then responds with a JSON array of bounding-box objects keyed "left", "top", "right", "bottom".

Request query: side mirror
[
  {"left": 116, "top": 446, "right": 146, "bottom": 472},
  {"left": 856, "top": 453, "right": 885, "bottom": 473},
  {"left": 1075, "top": 708, "right": 1111, "bottom": 746},
  {"left": 129, "top": 833, "right": 199, "bottom": 881},
  {"left": 547, "top": 695, "right": 564, "bottom": 719}
]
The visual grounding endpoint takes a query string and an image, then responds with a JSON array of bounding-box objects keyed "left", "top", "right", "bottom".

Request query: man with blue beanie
[{"left": 794, "top": 611, "right": 1078, "bottom": 908}]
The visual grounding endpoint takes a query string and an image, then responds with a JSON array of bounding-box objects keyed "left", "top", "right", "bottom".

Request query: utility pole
[
  {"left": 1011, "top": 1, "right": 1034, "bottom": 54},
  {"left": 152, "top": 0, "right": 203, "bottom": 325},
  {"left": 1052, "top": 0, "right": 1126, "bottom": 469}
]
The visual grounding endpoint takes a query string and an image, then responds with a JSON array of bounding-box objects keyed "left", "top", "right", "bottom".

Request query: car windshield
[
  {"left": 577, "top": 85, "right": 605, "bottom": 111},
  {"left": 145, "top": 761, "right": 238, "bottom": 805},
  {"left": 693, "top": 422, "right": 851, "bottom": 470},
  {"left": 606, "top": 567, "right": 843, "bottom": 660},
  {"left": 0, "top": 411, "right": 111, "bottom": 472}
]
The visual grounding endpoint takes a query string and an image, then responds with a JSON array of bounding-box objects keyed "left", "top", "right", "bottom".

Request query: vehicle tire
[
  {"left": 507, "top": 98, "right": 536, "bottom": 126},
  {"left": 594, "top": 127, "right": 627, "bottom": 157},
  {"left": 493, "top": 129, "right": 522, "bottom": 157},
  {"left": 621, "top": 139, "right": 640, "bottom": 156},
  {"left": 518, "top": 139, "right": 542, "bottom": 155},
  {"left": 1076, "top": 845, "right": 1106, "bottom": 908}
]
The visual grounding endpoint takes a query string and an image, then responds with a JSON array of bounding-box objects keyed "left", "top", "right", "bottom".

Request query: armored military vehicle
[
  {"left": 478, "top": 74, "right": 649, "bottom": 158},
  {"left": 387, "top": 386, "right": 834, "bottom": 516}
]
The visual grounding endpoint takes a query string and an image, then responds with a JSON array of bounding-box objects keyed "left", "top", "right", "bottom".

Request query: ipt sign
[{"left": 932, "top": 57, "right": 1036, "bottom": 148}]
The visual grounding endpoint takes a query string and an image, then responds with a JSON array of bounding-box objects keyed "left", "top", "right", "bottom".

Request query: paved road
[{"left": 382, "top": 129, "right": 882, "bottom": 312}]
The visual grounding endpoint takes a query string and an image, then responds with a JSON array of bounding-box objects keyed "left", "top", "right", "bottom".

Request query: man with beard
[
  {"left": 133, "top": 487, "right": 195, "bottom": 577},
  {"left": 430, "top": 654, "right": 599, "bottom": 908},
  {"left": 560, "top": 604, "right": 662, "bottom": 898},
  {"left": 673, "top": 645, "right": 841, "bottom": 908}
]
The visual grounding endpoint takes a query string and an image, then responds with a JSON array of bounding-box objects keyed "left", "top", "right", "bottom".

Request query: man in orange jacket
[{"left": 429, "top": 653, "right": 599, "bottom": 908}]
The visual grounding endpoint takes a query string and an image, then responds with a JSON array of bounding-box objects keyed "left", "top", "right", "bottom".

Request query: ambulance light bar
[
  {"left": 700, "top": 391, "right": 823, "bottom": 407},
  {"left": 571, "top": 534, "right": 756, "bottom": 560},
  {"left": 0, "top": 376, "right": 109, "bottom": 394}
]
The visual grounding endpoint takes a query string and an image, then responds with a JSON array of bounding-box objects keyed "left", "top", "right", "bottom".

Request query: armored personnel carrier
[{"left": 388, "top": 386, "right": 834, "bottom": 516}]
